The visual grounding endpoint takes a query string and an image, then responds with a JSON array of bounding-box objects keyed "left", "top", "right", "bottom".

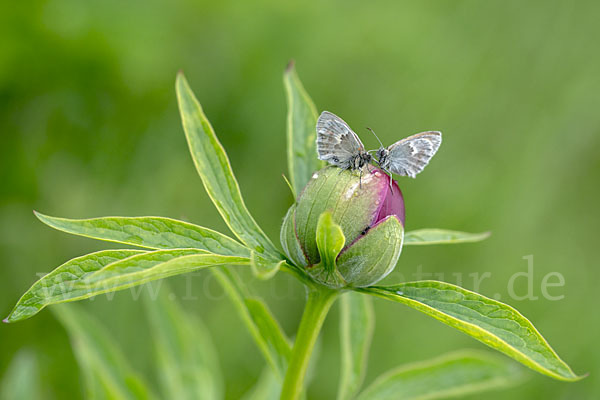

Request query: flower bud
[{"left": 280, "top": 166, "right": 405, "bottom": 288}]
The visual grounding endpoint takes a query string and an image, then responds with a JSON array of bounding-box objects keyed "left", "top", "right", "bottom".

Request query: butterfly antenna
[{"left": 366, "top": 127, "right": 384, "bottom": 148}]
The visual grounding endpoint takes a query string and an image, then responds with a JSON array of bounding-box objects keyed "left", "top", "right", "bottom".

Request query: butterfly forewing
[
  {"left": 316, "top": 111, "right": 365, "bottom": 169},
  {"left": 386, "top": 131, "right": 441, "bottom": 178}
]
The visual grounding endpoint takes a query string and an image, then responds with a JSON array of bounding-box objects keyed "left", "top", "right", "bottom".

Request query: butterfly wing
[
  {"left": 316, "top": 111, "right": 365, "bottom": 168},
  {"left": 385, "top": 131, "right": 441, "bottom": 178}
]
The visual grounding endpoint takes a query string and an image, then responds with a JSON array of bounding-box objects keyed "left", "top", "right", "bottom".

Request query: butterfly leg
[
  {"left": 384, "top": 169, "right": 393, "bottom": 192},
  {"left": 359, "top": 168, "right": 363, "bottom": 189}
]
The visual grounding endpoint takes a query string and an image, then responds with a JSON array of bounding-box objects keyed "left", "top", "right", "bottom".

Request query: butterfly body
[
  {"left": 316, "top": 111, "right": 441, "bottom": 181},
  {"left": 349, "top": 152, "right": 373, "bottom": 170},
  {"left": 375, "top": 147, "right": 390, "bottom": 169}
]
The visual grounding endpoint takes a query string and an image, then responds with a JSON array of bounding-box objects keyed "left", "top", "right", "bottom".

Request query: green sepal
[
  {"left": 280, "top": 204, "right": 309, "bottom": 268},
  {"left": 309, "top": 211, "right": 346, "bottom": 288},
  {"left": 337, "top": 216, "right": 403, "bottom": 288}
]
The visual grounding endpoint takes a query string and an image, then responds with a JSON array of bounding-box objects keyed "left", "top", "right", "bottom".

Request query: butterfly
[
  {"left": 316, "top": 111, "right": 441, "bottom": 184},
  {"left": 316, "top": 111, "right": 373, "bottom": 172}
]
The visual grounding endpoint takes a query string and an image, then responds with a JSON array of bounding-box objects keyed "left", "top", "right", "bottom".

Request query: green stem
[{"left": 280, "top": 286, "right": 338, "bottom": 400}]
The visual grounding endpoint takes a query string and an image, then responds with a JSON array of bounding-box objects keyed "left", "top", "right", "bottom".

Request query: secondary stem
[{"left": 280, "top": 285, "right": 338, "bottom": 400}]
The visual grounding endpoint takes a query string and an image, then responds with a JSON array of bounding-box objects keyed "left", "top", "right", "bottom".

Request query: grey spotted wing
[
  {"left": 386, "top": 131, "right": 442, "bottom": 178},
  {"left": 316, "top": 111, "right": 365, "bottom": 168}
]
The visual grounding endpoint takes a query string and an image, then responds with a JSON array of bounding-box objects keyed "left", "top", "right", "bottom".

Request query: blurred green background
[{"left": 1, "top": 0, "right": 599, "bottom": 398}]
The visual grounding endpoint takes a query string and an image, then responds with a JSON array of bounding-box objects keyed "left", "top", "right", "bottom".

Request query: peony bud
[{"left": 280, "top": 166, "right": 405, "bottom": 288}]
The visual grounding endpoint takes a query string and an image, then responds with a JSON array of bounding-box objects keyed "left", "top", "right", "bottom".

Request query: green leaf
[
  {"left": 144, "top": 285, "right": 223, "bottom": 400},
  {"left": 251, "top": 250, "right": 285, "bottom": 280},
  {"left": 315, "top": 211, "right": 345, "bottom": 274},
  {"left": 212, "top": 268, "right": 292, "bottom": 379},
  {"left": 83, "top": 249, "right": 249, "bottom": 291},
  {"left": 241, "top": 368, "right": 280, "bottom": 400},
  {"left": 359, "top": 281, "right": 582, "bottom": 381},
  {"left": 337, "top": 292, "right": 374, "bottom": 400},
  {"left": 356, "top": 350, "right": 523, "bottom": 400},
  {"left": 176, "top": 73, "right": 279, "bottom": 259},
  {"left": 284, "top": 61, "right": 323, "bottom": 195},
  {"left": 5, "top": 249, "right": 249, "bottom": 323},
  {"left": 34, "top": 212, "right": 249, "bottom": 256},
  {"left": 0, "top": 350, "right": 41, "bottom": 400},
  {"left": 5, "top": 249, "right": 145, "bottom": 323},
  {"left": 404, "top": 229, "right": 490, "bottom": 246},
  {"left": 53, "top": 305, "right": 156, "bottom": 400}
]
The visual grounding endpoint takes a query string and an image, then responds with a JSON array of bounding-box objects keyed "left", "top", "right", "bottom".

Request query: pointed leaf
[
  {"left": 176, "top": 73, "right": 279, "bottom": 259},
  {"left": 357, "top": 350, "right": 523, "bottom": 400},
  {"left": 53, "top": 305, "right": 156, "bottom": 400},
  {"left": 6, "top": 249, "right": 249, "bottom": 323},
  {"left": 212, "top": 268, "right": 292, "bottom": 379},
  {"left": 83, "top": 249, "right": 249, "bottom": 291},
  {"left": 404, "top": 229, "right": 490, "bottom": 246},
  {"left": 337, "top": 292, "right": 374, "bottom": 400},
  {"left": 284, "top": 62, "right": 323, "bottom": 195},
  {"left": 359, "top": 281, "right": 581, "bottom": 381},
  {"left": 34, "top": 212, "right": 249, "bottom": 256},
  {"left": 251, "top": 251, "right": 285, "bottom": 280},
  {"left": 5, "top": 249, "right": 145, "bottom": 323},
  {"left": 144, "top": 285, "right": 223, "bottom": 400},
  {"left": 0, "top": 350, "right": 41, "bottom": 400}
]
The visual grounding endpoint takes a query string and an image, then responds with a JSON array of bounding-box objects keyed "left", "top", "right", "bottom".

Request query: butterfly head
[
  {"left": 365, "top": 127, "right": 389, "bottom": 168},
  {"left": 375, "top": 147, "right": 389, "bottom": 169}
]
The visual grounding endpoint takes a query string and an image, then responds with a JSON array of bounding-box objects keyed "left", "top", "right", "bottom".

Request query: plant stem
[{"left": 280, "top": 286, "right": 338, "bottom": 400}]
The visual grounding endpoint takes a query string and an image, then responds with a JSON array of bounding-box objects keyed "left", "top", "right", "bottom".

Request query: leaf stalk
[{"left": 280, "top": 285, "right": 338, "bottom": 399}]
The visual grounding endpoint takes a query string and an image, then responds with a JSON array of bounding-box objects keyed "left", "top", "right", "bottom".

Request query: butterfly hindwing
[
  {"left": 316, "top": 111, "right": 365, "bottom": 169},
  {"left": 385, "top": 131, "right": 441, "bottom": 178}
]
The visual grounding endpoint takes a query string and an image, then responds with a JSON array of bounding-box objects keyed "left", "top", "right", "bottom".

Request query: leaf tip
[
  {"left": 282, "top": 174, "right": 296, "bottom": 198},
  {"left": 285, "top": 59, "right": 296, "bottom": 73},
  {"left": 32, "top": 211, "right": 54, "bottom": 227},
  {"left": 565, "top": 370, "right": 589, "bottom": 381},
  {"left": 32, "top": 210, "right": 47, "bottom": 223},
  {"left": 2, "top": 317, "right": 9, "bottom": 324},
  {"left": 175, "top": 71, "right": 188, "bottom": 91}
]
